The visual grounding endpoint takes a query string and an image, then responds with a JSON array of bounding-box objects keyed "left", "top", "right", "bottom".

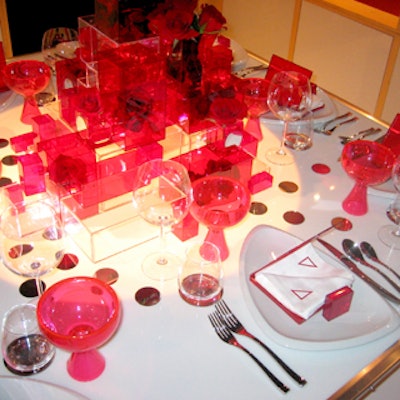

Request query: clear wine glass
[
  {"left": 378, "top": 155, "right": 400, "bottom": 249},
  {"left": 132, "top": 159, "right": 193, "bottom": 281},
  {"left": 0, "top": 201, "right": 65, "bottom": 296},
  {"left": 36, "top": 27, "right": 79, "bottom": 106},
  {"left": 266, "top": 70, "right": 312, "bottom": 165}
]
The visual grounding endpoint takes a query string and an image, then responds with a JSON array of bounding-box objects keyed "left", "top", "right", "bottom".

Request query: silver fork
[
  {"left": 339, "top": 127, "right": 382, "bottom": 144},
  {"left": 208, "top": 312, "right": 290, "bottom": 393},
  {"left": 215, "top": 300, "right": 307, "bottom": 386},
  {"left": 315, "top": 116, "right": 358, "bottom": 135}
]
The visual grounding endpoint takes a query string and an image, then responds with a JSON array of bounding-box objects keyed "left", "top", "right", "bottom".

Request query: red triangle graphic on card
[
  {"left": 298, "top": 256, "right": 317, "bottom": 268},
  {"left": 292, "top": 289, "right": 312, "bottom": 300}
]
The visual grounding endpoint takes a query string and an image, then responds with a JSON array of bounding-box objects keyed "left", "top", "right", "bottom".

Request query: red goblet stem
[
  {"left": 342, "top": 182, "right": 368, "bottom": 216},
  {"left": 67, "top": 349, "right": 105, "bottom": 382},
  {"left": 204, "top": 228, "right": 229, "bottom": 261},
  {"left": 21, "top": 96, "right": 41, "bottom": 124},
  {"left": 245, "top": 117, "right": 263, "bottom": 141}
]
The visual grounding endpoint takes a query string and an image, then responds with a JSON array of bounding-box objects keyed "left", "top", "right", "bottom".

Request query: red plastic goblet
[
  {"left": 239, "top": 78, "right": 269, "bottom": 140},
  {"left": 2, "top": 60, "right": 51, "bottom": 124},
  {"left": 341, "top": 140, "right": 395, "bottom": 216},
  {"left": 190, "top": 176, "right": 251, "bottom": 261},
  {"left": 36, "top": 276, "right": 121, "bottom": 381}
]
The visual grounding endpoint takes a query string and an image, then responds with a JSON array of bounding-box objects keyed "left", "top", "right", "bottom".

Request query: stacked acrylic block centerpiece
[{"left": 6, "top": 2, "right": 270, "bottom": 262}]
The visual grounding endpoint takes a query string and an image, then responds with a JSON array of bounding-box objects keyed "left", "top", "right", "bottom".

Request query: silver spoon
[
  {"left": 342, "top": 239, "right": 400, "bottom": 292},
  {"left": 359, "top": 241, "right": 400, "bottom": 280}
]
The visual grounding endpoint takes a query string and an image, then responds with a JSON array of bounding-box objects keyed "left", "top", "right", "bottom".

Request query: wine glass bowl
[
  {"left": 41, "top": 28, "right": 79, "bottom": 72},
  {"left": 2, "top": 60, "right": 51, "bottom": 124},
  {"left": 341, "top": 140, "right": 395, "bottom": 216},
  {"left": 240, "top": 78, "right": 269, "bottom": 140},
  {"left": 378, "top": 155, "right": 400, "bottom": 248},
  {"left": 132, "top": 159, "right": 193, "bottom": 280},
  {"left": 266, "top": 71, "right": 312, "bottom": 165},
  {"left": 0, "top": 201, "right": 65, "bottom": 297},
  {"left": 36, "top": 276, "right": 121, "bottom": 382},
  {"left": 189, "top": 176, "right": 251, "bottom": 261}
]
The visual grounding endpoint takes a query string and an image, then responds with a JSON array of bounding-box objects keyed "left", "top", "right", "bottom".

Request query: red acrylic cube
[{"left": 322, "top": 286, "right": 354, "bottom": 321}]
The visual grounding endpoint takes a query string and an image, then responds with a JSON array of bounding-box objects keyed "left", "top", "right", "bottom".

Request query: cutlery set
[
  {"left": 317, "top": 239, "right": 400, "bottom": 304},
  {"left": 314, "top": 111, "right": 382, "bottom": 142},
  {"left": 342, "top": 239, "right": 400, "bottom": 292},
  {"left": 209, "top": 299, "right": 307, "bottom": 393}
]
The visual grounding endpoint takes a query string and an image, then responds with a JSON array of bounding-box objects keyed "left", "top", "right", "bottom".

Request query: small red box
[
  {"left": 248, "top": 171, "right": 273, "bottom": 194},
  {"left": 322, "top": 286, "right": 353, "bottom": 321}
]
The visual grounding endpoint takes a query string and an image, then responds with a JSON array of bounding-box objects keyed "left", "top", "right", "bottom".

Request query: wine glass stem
[
  {"left": 158, "top": 222, "right": 168, "bottom": 266},
  {"left": 35, "top": 277, "right": 43, "bottom": 297},
  {"left": 278, "top": 120, "right": 289, "bottom": 156}
]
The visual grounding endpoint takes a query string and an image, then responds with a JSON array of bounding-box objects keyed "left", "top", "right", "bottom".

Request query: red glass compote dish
[
  {"left": 2, "top": 60, "right": 51, "bottom": 124},
  {"left": 341, "top": 140, "right": 395, "bottom": 216},
  {"left": 190, "top": 176, "right": 251, "bottom": 261},
  {"left": 36, "top": 276, "right": 121, "bottom": 381},
  {"left": 239, "top": 78, "right": 269, "bottom": 140}
]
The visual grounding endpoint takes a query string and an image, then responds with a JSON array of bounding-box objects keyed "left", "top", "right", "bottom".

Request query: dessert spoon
[
  {"left": 342, "top": 239, "right": 400, "bottom": 292},
  {"left": 359, "top": 241, "right": 400, "bottom": 280}
]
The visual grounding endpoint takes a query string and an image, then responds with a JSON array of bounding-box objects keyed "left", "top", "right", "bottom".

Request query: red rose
[
  {"left": 149, "top": 9, "right": 198, "bottom": 41},
  {"left": 50, "top": 154, "right": 87, "bottom": 192},
  {"left": 198, "top": 5, "right": 227, "bottom": 34},
  {"left": 209, "top": 97, "right": 247, "bottom": 125}
]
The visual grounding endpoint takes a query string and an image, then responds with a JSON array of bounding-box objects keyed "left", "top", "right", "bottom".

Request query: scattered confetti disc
[
  {"left": 94, "top": 268, "right": 119, "bottom": 285},
  {"left": 249, "top": 201, "right": 268, "bottom": 215},
  {"left": 135, "top": 287, "right": 161, "bottom": 306},
  {"left": 312, "top": 163, "right": 331, "bottom": 174},
  {"left": 279, "top": 181, "right": 298, "bottom": 193},
  {"left": 1, "top": 155, "right": 18, "bottom": 166},
  {"left": 19, "top": 279, "right": 46, "bottom": 298},
  {"left": 0, "top": 177, "right": 12, "bottom": 187},
  {"left": 331, "top": 217, "right": 352, "bottom": 231},
  {"left": 57, "top": 253, "right": 79, "bottom": 270},
  {"left": 0, "top": 138, "right": 9, "bottom": 148},
  {"left": 283, "top": 210, "right": 305, "bottom": 225}
]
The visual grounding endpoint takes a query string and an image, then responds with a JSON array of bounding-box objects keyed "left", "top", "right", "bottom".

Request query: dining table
[{"left": 0, "top": 52, "right": 399, "bottom": 400}]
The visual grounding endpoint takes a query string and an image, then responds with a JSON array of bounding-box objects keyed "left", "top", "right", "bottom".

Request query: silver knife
[{"left": 317, "top": 238, "right": 400, "bottom": 304}]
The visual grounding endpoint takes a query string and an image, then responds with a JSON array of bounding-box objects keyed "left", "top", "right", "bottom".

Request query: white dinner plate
[
  {"left": 0, "top": 376, "right": 89, "bottom": 400},
  {"left": 230, "top": 38, "right": 249, "bottom": 72},
  {"left": 260, "top": 86, "right": 337, "bottom": 126},
  {"left": 239, "top": 225, "right": 400, "bottom": 351}
]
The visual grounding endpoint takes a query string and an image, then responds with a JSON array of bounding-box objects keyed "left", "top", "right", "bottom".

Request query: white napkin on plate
[{"left": 254, "top": 244, "right": 354, "bottom": 320}]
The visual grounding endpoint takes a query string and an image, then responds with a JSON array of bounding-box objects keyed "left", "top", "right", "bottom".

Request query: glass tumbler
[
  {"left": 178, "top": 241, "right": 223, "bottom": 306},
  {"left": 1, "top": 303, "right": 55, "bottom": 375},
  {"left": 284, "top": 111, "right": 314, "bottom": 150}
]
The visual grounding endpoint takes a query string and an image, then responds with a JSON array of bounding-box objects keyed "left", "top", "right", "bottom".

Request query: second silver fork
[
  {"left": 208, "top": 312, "right": 290, "bottom": 393},
  {"left": 215, "top": 300, "right": 307, "bottom": 386}
]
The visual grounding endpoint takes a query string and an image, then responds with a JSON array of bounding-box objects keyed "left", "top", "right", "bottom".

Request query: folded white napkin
[{"left": 254, "top": 244, "right": 354, "bottom": 320}]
